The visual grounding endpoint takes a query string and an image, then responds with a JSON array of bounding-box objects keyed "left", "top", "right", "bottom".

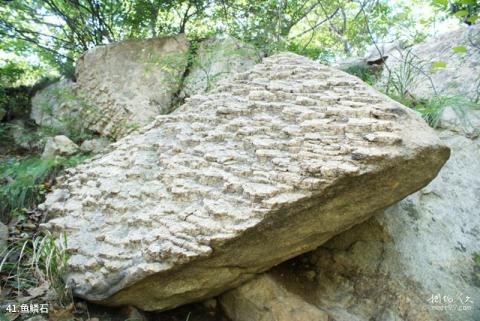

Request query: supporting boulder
[
  {"left": 41, "top": 135, "right": 79, "bottom": 159},
  {"left": 221, "top": 274, "right": 330, "bottom": 321},
  {"left": 42, "top": 53, "right": 449, "bottom": 311}
]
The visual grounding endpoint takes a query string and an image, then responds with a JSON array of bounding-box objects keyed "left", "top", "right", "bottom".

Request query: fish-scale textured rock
[{"left": 42, "top": 53, "right": 449, "bottom": 311}]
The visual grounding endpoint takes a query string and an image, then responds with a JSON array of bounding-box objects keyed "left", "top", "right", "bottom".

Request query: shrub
[
  {"left": 0, "top": 230, "right": 72, "bottom": 306},
  {"left": 414, "top": 95, "right": 480, "bottom": 129},
  {"left": 0, "top": 154, "right": 90, "bottom": 222},
  {"left": 345, "top": 63, "right": 377, "bottom": 85},
  {"left": 33, "top": 84, "right": 98, "bottom": 144}
]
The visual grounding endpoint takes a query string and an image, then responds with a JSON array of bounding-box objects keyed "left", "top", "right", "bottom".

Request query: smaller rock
[
  {"left": 220, "top": 274, "right": 330, "bottom": 321},
  {"left": 304, "top": 270, "right": 316, "bottom": 281},
  {"left": 202, "top": 298, "right": 218, "bottom": 310},
  {"left": 439, "top": 106, "right": 480, "bottom": 136},
  {"left": 0, "top": 222, "right": 8, "bottom": 252},
  {"left": 42, "top": 135, "right": 79, "bottom": 159},
  {"left": 120, "top": 306, "right": 148, "bottom": 321},
  {"left": 8, "top": 119, "right": 42, "bottom": 151},
  {"left": 30, "top": 78, "right": 81, "bottom": 131},
  {"left": 80, "top": 138, "right": 110, "bottom": 153},
  {"left": 333, "top": 56, "right": 366, "bottom": 71}
]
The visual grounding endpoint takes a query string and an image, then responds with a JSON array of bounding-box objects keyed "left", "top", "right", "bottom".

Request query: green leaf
[
  {"left": 453, "top": 10, "right": 469, "bottom": 17},
  {"left": 432, "top": 0, "right": 448, "bottom": 6},
  {"left": 466, "top": 15, "right": 479, "bottom": 23},
  {"left": 452, "top": 46, "right": 468, "bottom": 53},
  {"left": 432, "top": 61, "right": 448, "bottom": 68},
  {"left": 458, "top": 0, "right": 475, "bottom": 4}
]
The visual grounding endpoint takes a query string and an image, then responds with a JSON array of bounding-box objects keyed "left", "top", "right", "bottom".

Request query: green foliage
[
  {"left": 286, "top": 42, "right": 335, "bottom": 62},
  {"left": 0, "top": 87, "right": 31, "bottom": 121},
  {"left": 0, "top": 121, "right": 41, "bottom": 152},
  {"left": 34, "top": 85, "right": 97, "bottom": 143},
  {"left": 0, "top": 230, "right": 72, "bottom": 305},
  {"left": 452, "top": 46, "right": 468, "bottom": 53},
  {"left": 0, "top": 60, "right": 26, "bottom": 86},
  {"left": 0, "top": 154, "right": 90, "bottom": 222},
  {"left": 344, "top": 63, "right": 377, "bottom": 85},
  {"left": 387, "top": 93, "right": 480, "bottom": 129},
  {"left": 386, "top": 48, "right": 420, "bottom": 99},
  {"left": 474, "top": 252, "right": 480, "bottom": 266},
  {"left": 431, "top": 61, "right": 447, "bottom": 68},
  {"left": 0, "top": 61, "right": 34, "bottom": 121},
  {"left": 0, "top": 59, "right": 58, "bottom": 124},
  {"left": 0, "top": 0, "right": 430, "bottom": 74},
  {"left": 415, "top": 95, "right": 480, "bottom": 128},
  {"left": 32, "top": 231, "right": 72, "bottom": 304},
  {"left": 432, "top": 0, "right": 480, "bottom": 25}
]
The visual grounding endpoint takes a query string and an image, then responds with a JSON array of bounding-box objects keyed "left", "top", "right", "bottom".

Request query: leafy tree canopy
[{"left": 0, "top": 0, "right": 462, "bottom": 79}]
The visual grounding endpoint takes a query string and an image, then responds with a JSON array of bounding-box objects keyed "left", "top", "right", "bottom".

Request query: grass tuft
[
  {"left": 387, "top": 93, "right": 480, "bottom": 130},
  {"left": 345, "top": 63, "right": 377, "bottom": 85},
  {"left": 0, "top": 230, "right": 72, "bottom": 306},
  {"left": 0, "top": 154, "right": 90, "bottom": 222}
]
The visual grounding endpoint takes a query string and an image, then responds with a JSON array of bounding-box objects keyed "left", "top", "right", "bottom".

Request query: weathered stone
[
  {"left": 42, "top": 135, "right": 79, "bottom": 159},
  {"left": 220, "top": 216, "right": 445, "bottom": 321},
  {"left": 8, "top": 119, "right": 29, "bottom": 150},
  {"left": 42, "top": 53, "right": 449, "bottom": 311},
  {"left": 75, "top": 35, "right": 189, "bottom": 138},
  {"left": 180, "top": 35, "right": 260, "bottom": 99},
  {"left": 80, "top": 138, "right": 110, "bottom": 154},
  {"left": 221, "top": 128, "right": 479, "bottom": 321},
  {"left": 376, "top": 129, "right": 480, "bottom": 321},
  {"left": 31, "top": 36, "right": 258, "bottom": 139},
  {"left": 220, "top": 274, "right": 329, "bottom": 321},
  {"left": 30, "top": 79, "right": 82, "bottom": 132},
  {"left": 438, "top": 106, "right": 480, "bottom": 137},
  {"left": 374, "top": 25, "right": 480, "bottom": 100},
  {"left": 8, "top": 119, "right": 43, "bottom": 151}
]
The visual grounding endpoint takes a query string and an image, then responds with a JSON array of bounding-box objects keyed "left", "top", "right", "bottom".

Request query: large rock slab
[{"left": 41, "top": 53, "right": 449, "bottom": 311}]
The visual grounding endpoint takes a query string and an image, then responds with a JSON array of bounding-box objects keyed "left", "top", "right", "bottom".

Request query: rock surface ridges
[{"left": 42, "top": 53, "right": 449, "bottom": 311}]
